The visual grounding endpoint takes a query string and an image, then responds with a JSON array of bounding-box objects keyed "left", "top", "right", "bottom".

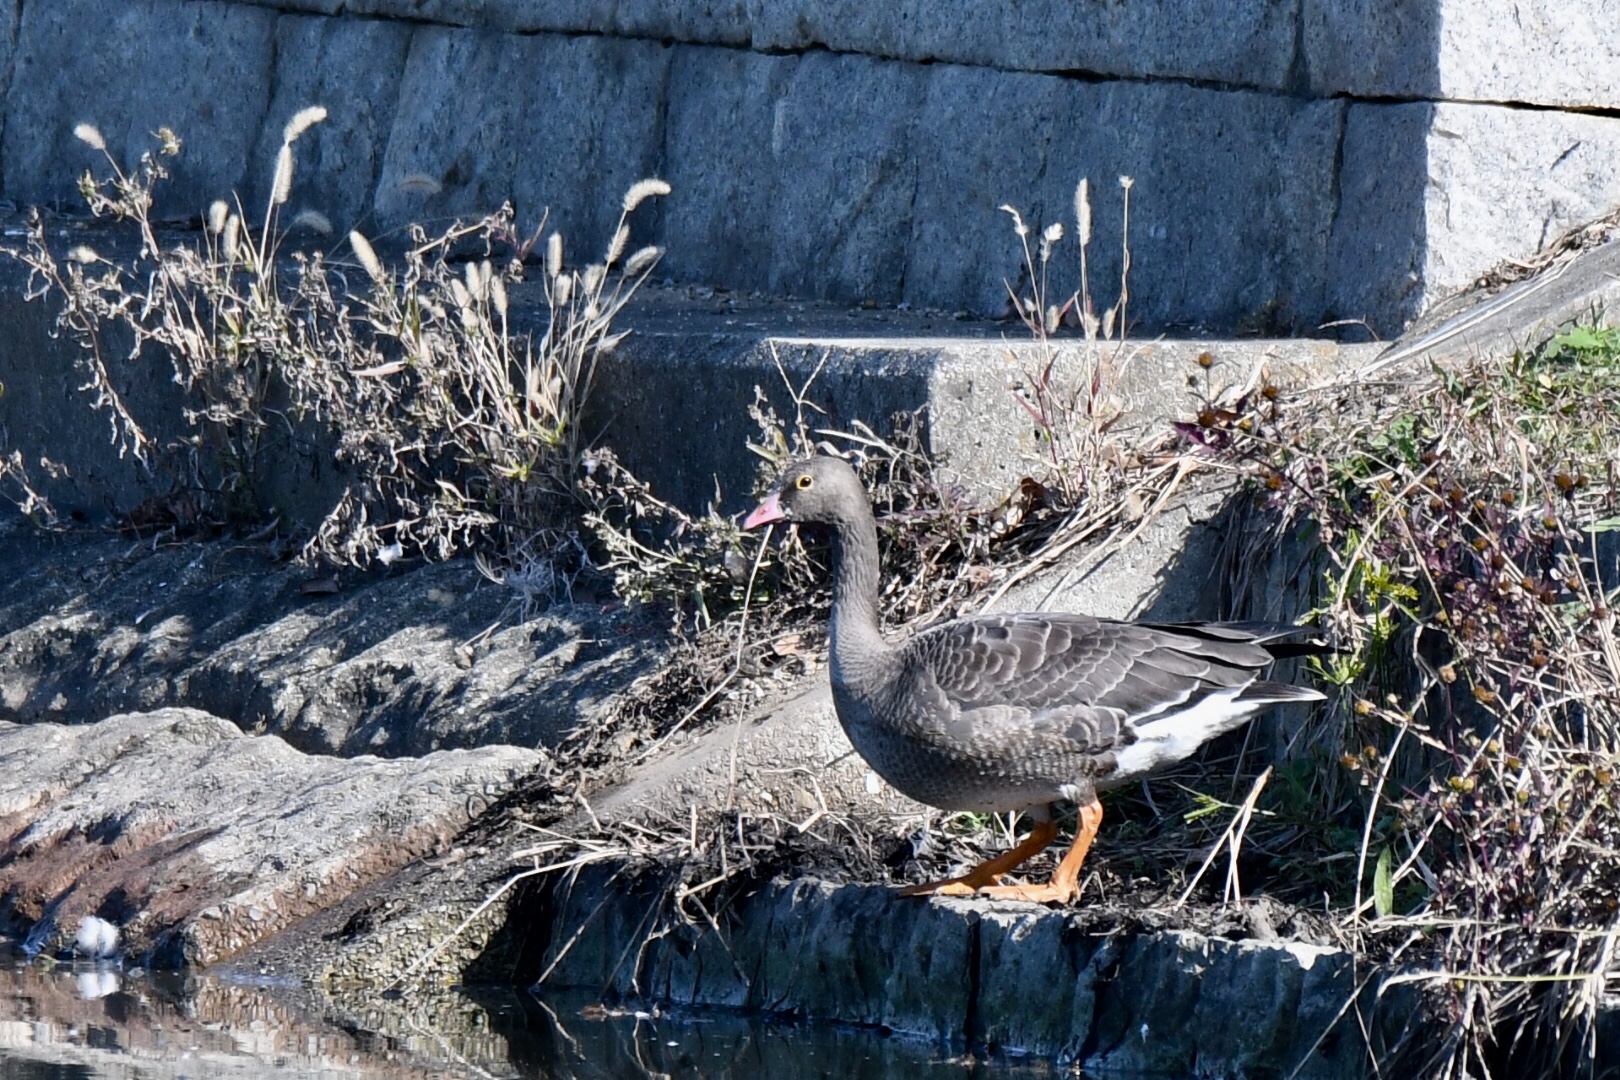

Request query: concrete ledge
[
  {"left": 597, "top": 301, "right": 1379, "bottom": 512},
  {"left": 534, "top": 866, "right": 1423, "bottom": 1077}
]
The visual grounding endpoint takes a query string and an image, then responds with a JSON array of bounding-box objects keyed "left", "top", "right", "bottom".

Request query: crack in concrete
[{"left": 229, "top": 1, "right": 1620, "bottom": 118}]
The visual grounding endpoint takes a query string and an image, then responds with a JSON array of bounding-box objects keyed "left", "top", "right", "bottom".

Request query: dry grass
[
  {"left": 1195, "top": 325, "right": 1620, "bottom": 1078},
  {"left": 2, "top": 117, "right": 666, "bottom": 569},
  {"left": 18, "top": 116, "right": 1606, "bottom": 1074}
]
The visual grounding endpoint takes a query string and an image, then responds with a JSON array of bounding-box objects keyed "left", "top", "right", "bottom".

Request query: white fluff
[
  {"left": 76, "top": 970, "right": 121, "bottom": 1000},
  {"left": 74, "top": 915, "right": 120, "bottom": 959},
  {"left": 1110, "top": 688, "right": 1259, "bottom": 779}
]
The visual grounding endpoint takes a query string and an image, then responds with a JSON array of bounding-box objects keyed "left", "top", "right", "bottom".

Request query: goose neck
[{"left": 828, "top": 511, "right": 886, "bottom": 667}]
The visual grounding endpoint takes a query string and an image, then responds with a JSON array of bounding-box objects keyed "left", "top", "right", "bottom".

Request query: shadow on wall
[{"left": 1316, "top": 2, "right": 1441, "bottom": 341}]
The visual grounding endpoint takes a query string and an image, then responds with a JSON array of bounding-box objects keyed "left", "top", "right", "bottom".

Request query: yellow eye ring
[{"left": 795, "top": 474, "right": 814, "bottom": 490}]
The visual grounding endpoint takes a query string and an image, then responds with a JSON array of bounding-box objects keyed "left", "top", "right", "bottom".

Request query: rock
[
  {"left": 912, "top": 71, "right": 1342, "bottom": 328},
  {"left": 0, "top": 532, "right": 665, "bottom": 757},
  {"left": 0, "top": 708, "right": 542, "bottom": 965},
  {"left": 245, "top": 14, "right": 414, "bottom": 232},
  {"left": 1331, "top": 101, "right": 1620, "bottom": 337},
  {"left": 3, "top": 0, "right": 276, "bottom": 216},
  {"left": 533, "top": 867, "right": 1424, "bottom": 1076},
  {"left": 660, "top": 46, "right": 928, "bottom": 305},
  {"left": 0, "top": 3, "right": 1612, "bottom": 338},
  {"left": 374, "top": 27, "right": 670, "bottom": 260},
  {"left": 579, "top": 684, "right": 927, "bottom": 832},
  {"left": 1304, "top": 0, "right": 1620, "bottom": 111},
  {"left": 750, "top": 0, "right": 1298, "bottom": 88}
]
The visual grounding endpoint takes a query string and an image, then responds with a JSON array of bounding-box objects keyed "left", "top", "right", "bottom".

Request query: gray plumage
[{"left": 747, "top": 456, "right": 1326, "bottom": 819}]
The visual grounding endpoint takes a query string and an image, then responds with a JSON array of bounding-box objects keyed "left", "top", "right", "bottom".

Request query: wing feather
[{"left": 901, "top": 613, "right": 1307, "bottom": 756}]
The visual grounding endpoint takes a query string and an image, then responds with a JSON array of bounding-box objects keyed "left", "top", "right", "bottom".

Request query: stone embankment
[
  {"left": 5, "top": 232, "right": 1620, "bottom": 1074},
  {"left": 3, "top": 5, "right": 1620, "bottom": 1058},
  {"left": 0, "top": 0, "right": 1615, "bottom": 339}
]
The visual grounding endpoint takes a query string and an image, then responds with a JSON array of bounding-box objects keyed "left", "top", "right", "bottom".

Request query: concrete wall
[{"left": 2, "top": 0, "right": 1619, "bottom": 336}]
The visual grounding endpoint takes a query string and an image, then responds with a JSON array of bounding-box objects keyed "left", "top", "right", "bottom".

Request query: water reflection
[{"left": 0, "top": 956, "right": 1055, "bottom": 1080}]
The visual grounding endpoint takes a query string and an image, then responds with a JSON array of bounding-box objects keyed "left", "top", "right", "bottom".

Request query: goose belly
[{"left": 832, "top": 686, "right": 1077, "bottom": 813}]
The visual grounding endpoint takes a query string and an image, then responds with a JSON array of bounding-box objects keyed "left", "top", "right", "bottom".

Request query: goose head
[{"left": 744, "top": 456, "right": 870, "bottom": 530}]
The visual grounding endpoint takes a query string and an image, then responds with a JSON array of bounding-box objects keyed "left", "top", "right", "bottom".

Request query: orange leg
[
  {"left": 971, "top": 798, "right": 1104, "bottom": 905},
  {"left": 898, "top": 819, "right": 1058, "bottom": 897}
]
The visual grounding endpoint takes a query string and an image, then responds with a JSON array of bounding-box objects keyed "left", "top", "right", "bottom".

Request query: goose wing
[{"left": 901, "top": 613, "right": 1318, "bottom": 754}]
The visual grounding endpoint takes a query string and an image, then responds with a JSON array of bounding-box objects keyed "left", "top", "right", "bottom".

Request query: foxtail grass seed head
[
  {"left": 450, "top": 277, "right": 472, "bottom": 312},
  {"left": 349, "top": 230, "right": 385, "bottom": 284},
  {"left": 67, "top": 245, "right": 100, "bottom": 265},
  {"left": 223, "top": 214, "right": 242, "bottom": 260},
  {"left": 552, "top": 274, "right": 573, "bottom": 307},
  {"left": 546, "top": 233, "right": 563, "bottom": 280},
  {"left": 622, "top": 178, "right": 671, "bottom": 214},
  {"left": 73, "top": 123, "right": 106, "bottom": 152},
  {"left": 464, "top": 260, "right": 483, "bottom": 302},
  {"left": 270, "top": 145, "right": 295, "bottom": 206},
  {"left": 999, "top": 204, "right": 1028, "bottom": 238},
  {"left": 292, "top": 209, "right": 332, "bottom": 235},
  {"left": 282, "top": 105, "right": 327, "bottom": 144},
  {"left": 1039, "top": 221, "right": 1063, "bottom": 263},
  {"left": 207, "top": 200, "right": 229, "bottom": 235},
  {"left": 624, "top": 244, "right": 662, "bottom": 277},
  {"left": 1075, "top": 178, "right": 1091, "bottom": 245},
  {"left": 583, "top": 263, "right": 605, "bottom": 297},
  {"left": 491, "top": 274, "right": 508, "bottom": 318},
  {"left": 606, "top": 223, "right": 630, "bottom": 267}
]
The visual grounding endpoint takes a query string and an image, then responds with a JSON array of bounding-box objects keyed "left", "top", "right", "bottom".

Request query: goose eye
[{"left": 795, "top": 474, "right": 814, "bottom": 490}]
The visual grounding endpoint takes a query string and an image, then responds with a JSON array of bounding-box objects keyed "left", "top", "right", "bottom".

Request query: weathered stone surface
[
  {"left": 907, "top": 69, "right": 1345, "bottom": 326},
  {"left": 1329, "top": 101, "right": 1620, "bottom": 337},
  {"left": 1305, "top": 0, "right": 1620, "bottom": 111},
  {"left": 374, "top": 27, "right": 670, "bottom": 259},
  {"left": 0, "top": 708, "right": 541, "bottom": 965},
  {"left": 1324, "top": 102, "right": 1433, "bottom": 338},
  {"left": 245, "top": 0, "right": 753, "bottom": 43},
  {"left": 581, "top": 684, "right": 926, "bottom": 833},
  {"left": 751, "top": 0, "right": 1298, "bottom": 88},
  {"left": 237, "top": 0, "right": 1620, "bottom": 116},
  {"left": 0, "top": 531, "right": 664, "bottom": 757},
  {"left": 660, "top": 46, "right": 927, "bottom": 304},
  {"left": 245, "top": 14, "right": 414, "bottom": 231},
  {"left": 244, "top": 0, "right": 1300, "bottom": 89},
  {"left": 0, "top": 1, "right": 1611, "bottom": 340},
  {"left": 3, "top": 0, "right": 276, "bottom": 216}
]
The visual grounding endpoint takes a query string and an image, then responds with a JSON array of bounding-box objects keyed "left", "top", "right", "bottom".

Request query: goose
[{"left": 744, "top": 455, "right": 1326, "bottom": 903}]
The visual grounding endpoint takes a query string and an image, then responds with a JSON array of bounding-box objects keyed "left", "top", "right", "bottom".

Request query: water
[{"left": 0, "top": 960, "right": 1059, "bottom": 1080}]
